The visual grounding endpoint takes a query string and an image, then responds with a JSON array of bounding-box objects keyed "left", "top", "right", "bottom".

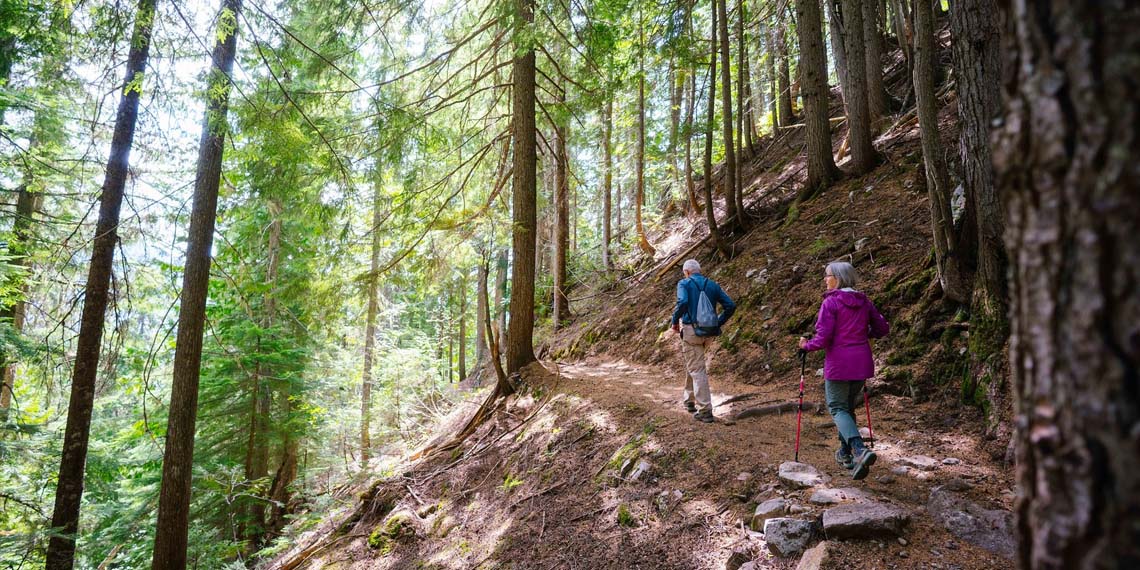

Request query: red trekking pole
[
  {"left": 862, "top": 384, "right": 875, "bottom": 448},
  {"left": 794, "top": 348, "right": 807, "bottom": 462}
]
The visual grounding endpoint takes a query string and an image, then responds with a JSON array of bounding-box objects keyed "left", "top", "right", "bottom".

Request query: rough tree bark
[
  {"left": 635, "top": 13, "right": 656, "bottom": 256},
  {"left": 994, "top": 2, "right": 1140, "bottom": 567},
  {"left": 862, "top": 0, "right": 887, "bottom": 124},
  {"left": 950, "top": 0, "right": 1007, "bottom": 431},
  {"left": 505, "top": 0, "right": 537, "bottom": 376},
  {"left": 716, "top": 0, "right": 740, "bottom": 231},
  {"left": 775, "top": 8, "right": 795, "bottom": 127},
  {"left": 602, "top": 96, "right": 613, "bottom": 270},
  {"left": 45, "top": 2, "right": 157, "bottom": 568},
  {"left": 912, "top": 0, "right": 968, "bottom": 304},
  {"left": 840, "top": 0, "right": 879, "bottom": 174},
  {"left": 825, "top": 0, "right": 850, "bottom": 106},
  {"left": 458, "top": 274, "right": 467, "bottom": 381},
  {"left": 360, "top": 176, "right": 382, "bottom": 466},
  {"left": 553, "top": 82, "right": 570, "bottom": 325},
  {"left": 683, "top": 70, "right": 699, "bottom": 213},
  {"left": 702, "top": 1, "right": 725, "bottom": 256},
  {"left": 795, "top": 0, "right": 842, "bottom": 197},
  {"left": 150, "top": 1, "right": 241, "bottom": 567},
  {"left": 474, "top": 256, "right": 488, "bottom": 367}
]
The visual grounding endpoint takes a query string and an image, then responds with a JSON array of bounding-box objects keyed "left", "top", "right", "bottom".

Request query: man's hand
[
  {"left": 672, "top": 322, "right": 680, "bottom": 334},
  {"left": 798, "top": 336, "right": 808, "bottom": 349}
]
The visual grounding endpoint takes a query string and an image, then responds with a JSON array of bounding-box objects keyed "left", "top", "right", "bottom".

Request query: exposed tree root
[{"left": 731, "top": 401, "right": 824, "bottom": 420}]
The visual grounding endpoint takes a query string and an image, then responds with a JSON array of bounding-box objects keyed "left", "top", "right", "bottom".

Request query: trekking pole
[
  {"left": 862, "top": 384, "right": 875, "bottom": 449},
  {"left": 794, "top": 348, "right": 806, "bottom": 462}
]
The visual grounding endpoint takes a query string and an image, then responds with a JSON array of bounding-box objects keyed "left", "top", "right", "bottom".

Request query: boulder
[
  {"left": 823, "top": 502, "right": 910, "bottom": 539},
  {"left": 809, "top": 487, "right": 870, "bottom": 505},
  {"left": 779, "top": 462, "right": 827, "bottom": 489},
  {"left": 750, "top": 498, "right": 787, "bottom": 531},
  {"left": 764, "top": 518, "right": 815, "bottom": 557},
  {"left": 899, "top": 455, "right": 940, "bottom": 471},
  {"left": 795, "top": 541, "right": 830, "bottom": 570},
  {"left": 928, "top": 487, "right": 1015, "bottom": 559}
]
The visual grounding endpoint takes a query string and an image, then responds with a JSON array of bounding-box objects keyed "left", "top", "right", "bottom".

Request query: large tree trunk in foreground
[
  {"left": 150, "top": 1, "right": 241, "bottom": 567},
  {"left": 45, "top": 2, "right": 157, "bottom": 568},
  {"left": 796, "top": 0, "right": 841, "bottom": 197},
  {"left": 996, "top": 3, "right": 1140, "bottom": 567},
  {"left": 913, "top": 0, "right": 968, "bottom": 305},
  {"left": 505, "top": 0, "right": 536, "bottom": 377},
  {"left": 840, "top": 0, "right": 878, "bottom": 174}
]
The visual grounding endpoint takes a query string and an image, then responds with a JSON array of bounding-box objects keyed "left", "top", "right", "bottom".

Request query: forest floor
[{"left": 264, "top": 51, "right": 1017, "bottom": 570}]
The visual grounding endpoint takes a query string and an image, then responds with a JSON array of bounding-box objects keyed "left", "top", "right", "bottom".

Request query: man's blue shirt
[{"left": 671, "top": 274, "right": 736, "bottom": 327}]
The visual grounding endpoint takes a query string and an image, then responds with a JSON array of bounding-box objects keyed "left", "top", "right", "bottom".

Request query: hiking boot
[
  {"left": 684, "top": 401, "right": 697, "bottom": 413},
  {"left": 836, "top": 447, "right": 855, "bottom": 470},
  {"left": 693, "top": 410, "right": 714, "bottom": 423},
  {"left": 850, "top": 448, "right": 877, "bottom": 480}
]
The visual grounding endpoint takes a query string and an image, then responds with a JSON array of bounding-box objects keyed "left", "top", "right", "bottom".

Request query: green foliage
[{"left": 616, "top": 503, "right": 637, "bottom": 527}]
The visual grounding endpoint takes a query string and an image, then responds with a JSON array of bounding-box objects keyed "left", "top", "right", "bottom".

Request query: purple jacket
[{"left": 802, "top": 289, "right": 890, "bottom": 381}]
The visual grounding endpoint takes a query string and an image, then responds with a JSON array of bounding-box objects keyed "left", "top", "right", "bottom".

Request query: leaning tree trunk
[
  {"left": 840, "top": 0, "right": 878, "bottom": 175},
  {"left": 950, "top": 0, "right": 1007, "bottom": 433},
  {"left": 913, "top": 0, "right": 968, "bottom": 305},
  {"left": 150, "top": 1, "right": 241, "bottom": 567},
  {"left": 862, "top": 0, "right": 887, "bottom": 124},
  {"left": 716, "top": 0, "right": 740, "bottom": 231},
  {"left": 45, "top": 2, "right": 157, "bottom": 568},
  {"left": 796, "top": 0, "right": 841, "bottom": 197},
  {"left": 505, "top": 0, "right": 537, "bottom": 377},
  {"left": 995, "top": 2, "right": 1140, "bottom": 567}
]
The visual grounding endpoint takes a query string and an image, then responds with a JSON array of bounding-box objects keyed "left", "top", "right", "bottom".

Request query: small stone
[
  {"left": 859, "top": 427, "right": 872, "bottom": 439},
  {"left": 898, "top": 550, "right": 908, "bottom": 558},
  {"left": 810, "top": 487, "right": 870, "bottom": 505},
  {"left": 628, "top": 459, "right": 652, "bottom": 482},
  {"left": 795, "top": 541, "right": 830, "bottom": 570},
  {"left": 890, "top": 466, "right": 910, "bottom": 476},
  {"left": 751, "top": 498, "right": 787, "bottom": 531},
  {"left": 899, "top": 455, "right": 940, "bottom": 471},
  {"left": 823, "top": 502, "right": 910, "bottom": 539},
  {"left": 897, "top": 538, "right": 908, "bottom": 546},
  {"left": 764, "top": 518, "right": 815, "bottom": 557},
  {"left": 877, "top": 474, "right": 896, "bottom": 484},
  {"left": 942, "top": 458, "right": 961, "bottom": 465},
  {"left": 943, "top": 478, "right": 973, "bottom": 492},
  {"left": 914, "top": 471, "right": 934, "bottom": 481},
  {"left": 737, "top": 472, "right": 753, "bottom": 481},
  {"left": 789, "top": 504, "right": 812, "bottom": 514},
  {"left": 779, "top": 462, "right": 827, "bottom": 489}
]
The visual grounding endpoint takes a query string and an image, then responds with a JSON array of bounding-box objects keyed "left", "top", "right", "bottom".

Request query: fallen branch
[{"left": 731, "top": 401, "right": 824, "bottom": 420}]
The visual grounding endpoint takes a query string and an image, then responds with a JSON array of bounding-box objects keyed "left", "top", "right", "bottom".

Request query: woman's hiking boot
[
  {"left": 849, "top": 437, "right": 877, "bottom": 480},
  {"left": 693, "top": 409, "right": 714, "bottom": 423},
  {"left": 836, "top": 447, "right": 855, "bottom": 469}
]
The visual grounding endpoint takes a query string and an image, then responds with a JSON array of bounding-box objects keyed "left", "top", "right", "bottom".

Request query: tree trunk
[
  {"left": 494, "top": 249, "right": 507, "bottom": 352},
  {"left": 683, "top": 70, "right": 699, "bottom": 213},
  {"left": 996, "top": 3, "right": 1140, "bottom": 566},
  {"left": 735, "top": 0, "right": 746, "bottom": 162},
  {"left": 602, "top": 96, "right": 613, "bottom": 270},
  {"left": 458, "top": 275, "right": 467, "bottom": 381},
  {"left": 361, "top": 175, "right": 383, "bottom": 466},
  {"left": 741, "top": 34, "right": 756, "bottom": 157},
  {"left": 825, "top": 0, "right": 850, "bottom": 106},
  {"left": 703, "top": 1, "right": 724, "bottom": 255},
  {"left": 505, "top": 0, "right": 536, "bottom": 377},
  {"left": 764, "top": 19, "right": 778, "bottom": 131},
  {"left": 840, "top": 0, "right": 878, "bottom": 174},
  {"left": 0, "top": 174, "right": 43, "bottom": 414},
  {"left": 775, "top": 14, "right": 795, "bottom": 127},
  {"left": 913, "top": 0, "right": 967, "bottom": 305},
  {"left": 669, "top": 58, "right": 683, "bottom": 203},
  {"left": 635, "top": 16, "right": 656, "bottom": 256},
  {"left": 150, "top": 2, "right": 241, "bottom": 567},
  {"left": 553, "top": 84, "right": 570, "bottom": 324},
  {"left": 45, "top": 3, "right": 157, "bottom": 568},
  {"left": 950, "top": 0, "right": 1007, "bottom": 430},
  {"left": 474, "top": 258, "right": 488, "bottom": 367},
  {"left": 862, "top": 0, "right": 887, "bottom": 124},
  {"left": 796, "top": 0, "right": 842, "bottom": 197},
  {"left": 891, "top": 0, "right": 912, "bottom": 75},
  {"left": 717, "top": 0, "right": 740, "bottom": 231}
]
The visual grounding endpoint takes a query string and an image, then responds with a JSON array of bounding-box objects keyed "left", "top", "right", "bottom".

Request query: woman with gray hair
[{"left": 798, "top": 261, "right": 890, "bottom": 480}]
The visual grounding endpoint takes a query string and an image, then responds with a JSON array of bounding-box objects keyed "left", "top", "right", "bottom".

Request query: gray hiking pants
[{"left": 825, "top": 379, "right": 865, "bottom": 447}]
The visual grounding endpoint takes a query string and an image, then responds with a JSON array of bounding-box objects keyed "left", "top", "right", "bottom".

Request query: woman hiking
[{"left": 798, "top": 261, "right": 889, "bottom": 480}]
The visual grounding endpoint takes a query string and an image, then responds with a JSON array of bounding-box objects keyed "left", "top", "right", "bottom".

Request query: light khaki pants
[{"left": 680, "top": 325, "right": 712, "bottom": 412}]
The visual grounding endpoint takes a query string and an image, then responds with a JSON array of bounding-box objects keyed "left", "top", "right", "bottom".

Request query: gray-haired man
[{"left": 670, "top": 259, "right": 736, "bottom": 422}]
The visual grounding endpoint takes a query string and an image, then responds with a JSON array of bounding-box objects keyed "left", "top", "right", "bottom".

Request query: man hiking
[{"left": 671, "top": 259, "right": 735, "bottom": 423}]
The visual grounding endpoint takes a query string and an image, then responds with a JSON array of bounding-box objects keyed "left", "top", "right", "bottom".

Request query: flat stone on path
[
  {"left": 779, "top": 461, "right": 827, "bottom": 489},
  {"left": 823, "top": 502, "right": 910, "bottom": 539},
  {"left": 899, "top": 455, "right": 940, "bottom": 471},
  {"left": 928, "top": 486, "right": 1015, "bottom": 559},
  {"left": 809, "top": 487, "right": 870, "bottom": 505},
  {"left": 751, "top": 498, "right": 787, "bottom": 530},
  {"left": 764, "top": 518, "right": 815, "bottom": 557},
  {"left": 795, "top": 541, "right": 830, "bottom": 570}
]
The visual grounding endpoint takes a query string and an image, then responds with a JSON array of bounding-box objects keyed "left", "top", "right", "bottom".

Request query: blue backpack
[{"left": 692, "top": 279, "right": 721, "bottom": 337}]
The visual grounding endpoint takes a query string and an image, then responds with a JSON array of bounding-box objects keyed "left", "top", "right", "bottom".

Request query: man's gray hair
[
  {"left": 827, "top": 261, "right": 859, "bottom": 289},
  {"left": 683, "top": 259, "right": 702, "bottom": 274}
]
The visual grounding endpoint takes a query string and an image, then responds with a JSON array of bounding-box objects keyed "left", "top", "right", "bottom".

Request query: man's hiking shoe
[
  {"left": 684, "top": 401, "right": 697, "bottom": 413},
  {"left": 836, "top": 448, "right": 855, "bottom": 470},
  {"left": 694, "top": 410, "right": 714, "bottom": 423},
  {"left": 851, "top": 448, "right": 877, "bottom": 480}
]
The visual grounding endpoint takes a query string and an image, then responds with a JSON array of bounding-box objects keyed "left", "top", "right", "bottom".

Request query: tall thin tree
[
  {"left": 716, "top": 0, "right": 740, "bottom": 230},
  {"left": 840, "top": 0, "right": 878, "bottom": 174},
  {"left": 796, "top": 0, "right": 841, "bottom": 196},
  {"left": 151, "top": 1, "right": 242, "bottom": 567},
  {"left": 361, "top": 173, "right": 384, "bottom": 465},
  {"left": 45, "top": 2, "right": 158, "bottom": 567},
  {"left": 635, "top": 4, "right": 656, "bottom": 256},
  {"left": 702, "top": 1, "right": 725, "bottom": 256}
]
